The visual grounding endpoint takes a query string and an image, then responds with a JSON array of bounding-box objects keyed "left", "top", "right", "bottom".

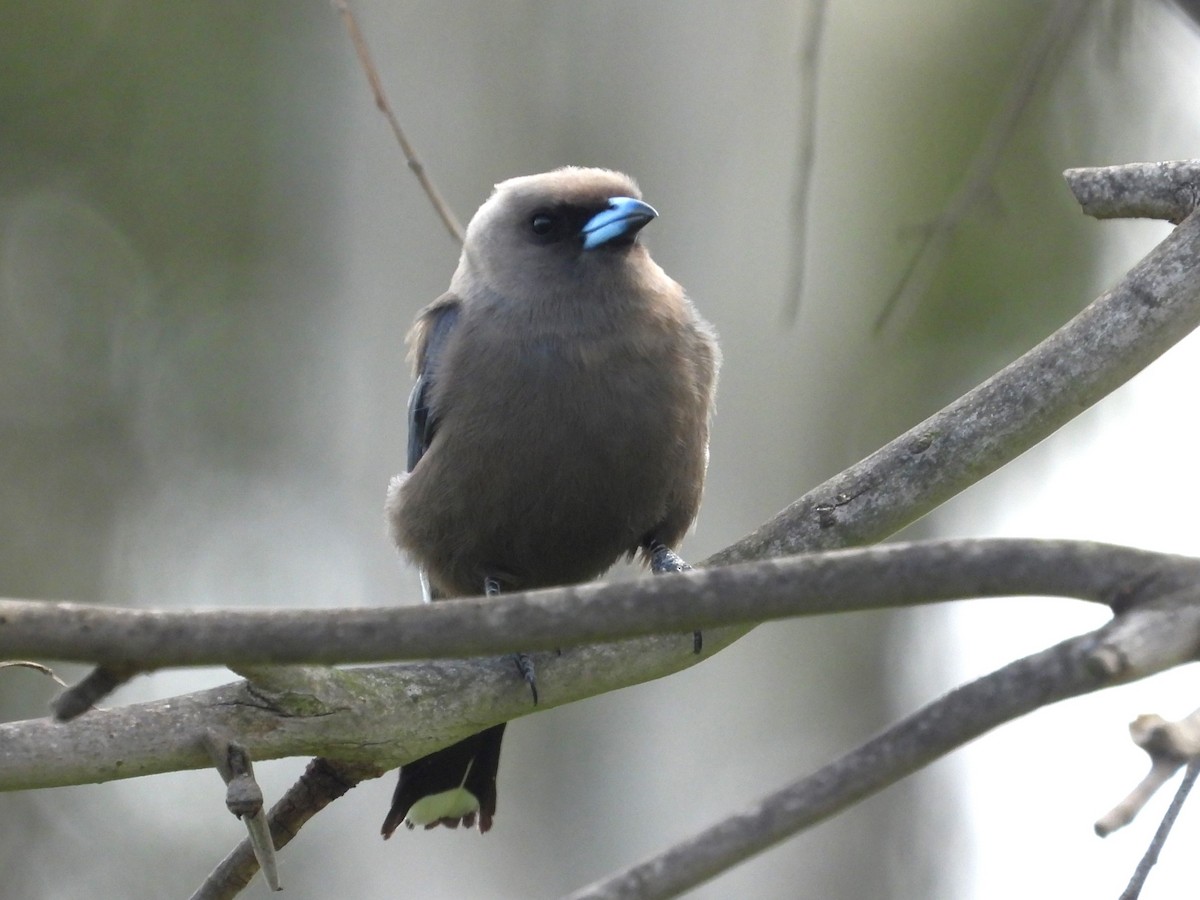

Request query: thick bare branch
[
  {"left": 713, "top": 167, "right": 1200, "bottom": 567},
  {"left": 1065, "top": 160, "right": 1200, "bottom": 224},
  {"left": 0, "top": 635, "right": 709, "bottom": 791},
  {"left": 1096, "top": 706, "right": 1200, "bottom": 836},
  {"left": 2, "top": 538, "right": 1200, "bottom": 794},
  {"left": 566, "top": 593, "right": 1200, "bottom": 900},
  {"left": 0, "top": 538, "right": 1190, "bottom": 671}
]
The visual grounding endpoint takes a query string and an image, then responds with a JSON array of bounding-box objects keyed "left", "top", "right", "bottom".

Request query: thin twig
[
  {"left": 874, "top": 0, "right": 1092, "bottom": 333},
  {"left": 563, "top": 607, "right": 1200, "bottom": 900},
  {"left": 332, "top": 1, "right": 464, "bottom": 244},
  {"left": 1118, "top": 759, "right": 1200, "bottom": 900},
  {"left": 782, "top": 0, "right": 830, "bottom": 323},
  {"left": 0, "top": 660, "right": 67, "bottom": 687},
  {"left": 1096, "top": 706, "right": 1200, "bottom": 835},
  {"left": 190, "top": 758, "right": 385, "bottom": 900},
  {"left": 1097, "top": 757, "right": 1188, "bottom": 838},
  {"left": 202, "top": 731, "right": 280, "bottom": 892}
]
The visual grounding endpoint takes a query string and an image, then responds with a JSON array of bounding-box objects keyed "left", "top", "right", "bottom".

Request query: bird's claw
[
  {"left": 646, "top": 543, "right": 703, "bottom": 654},
  {"left": 513, "top": 652, "right": 538, "bottom": 705}
]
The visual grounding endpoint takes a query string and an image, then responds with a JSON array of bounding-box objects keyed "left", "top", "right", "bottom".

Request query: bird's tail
[{"left": 381, "top": 724, "right": 507, "bottom": 836}]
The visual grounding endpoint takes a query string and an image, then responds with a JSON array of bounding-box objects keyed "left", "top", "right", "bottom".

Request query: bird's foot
[
  {"left": 513, "top": 652, "right": 538, "bottom": 705},
  {"left": 648, "top": 542, "right": 691, "bottom": 574},
  {"left": 486, "top": 576, "right": 540, "bottom": 703},
  {"left": 646, "top": 543, "right": 702, "bottom": 654}
]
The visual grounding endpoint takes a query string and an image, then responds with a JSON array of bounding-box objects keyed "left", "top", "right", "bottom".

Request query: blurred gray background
[{"left": 3, "top": 2, "right": 1199, "bottom": 898}]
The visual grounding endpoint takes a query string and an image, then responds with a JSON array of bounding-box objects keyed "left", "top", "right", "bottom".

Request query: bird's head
[{"left": 455, "top": 167, "right": 661, "bottom": 303}]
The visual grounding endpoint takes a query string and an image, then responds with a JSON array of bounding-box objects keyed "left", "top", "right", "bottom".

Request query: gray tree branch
[
  {"left": 3, "top": 537, "right": 1200, "bottom": 792},
  {"left": 1064, "top": 160, "right": 1200, "bottom": 224},
  {"left": 0, "top": 538, "right": 1187, "bottom": 671},
  {"left": 709, "top": 161, "right": 1200, "bottom": 571},
  {"left": 567, "top": 592, "right": 1200, "bottom": 899},
  {"left": 1096, "top": 704, "right": 1200, "bottom": 836},
  {"left": 3, "top": 160, "right": 1199, "bottom": 898}
]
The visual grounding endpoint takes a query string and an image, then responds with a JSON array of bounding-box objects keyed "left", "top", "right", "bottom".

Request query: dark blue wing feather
[{"left": 407, "top": 302, "right": 460, "bottom": 472}]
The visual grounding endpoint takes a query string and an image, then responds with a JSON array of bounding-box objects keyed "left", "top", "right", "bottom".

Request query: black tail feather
[{"left": 381, "top": 723, "right": 506, "bottom": 837}]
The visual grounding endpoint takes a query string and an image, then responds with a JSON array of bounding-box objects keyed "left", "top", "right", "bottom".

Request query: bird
[{"left": 381, "top": 166, "right": 719, "bottom": 836}]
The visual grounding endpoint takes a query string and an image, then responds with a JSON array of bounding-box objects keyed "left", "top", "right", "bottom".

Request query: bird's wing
[{"left": 406, "top": 294, "right": 461, "bottom": 473}]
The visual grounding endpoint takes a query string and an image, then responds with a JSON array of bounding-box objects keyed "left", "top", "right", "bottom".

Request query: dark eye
[{"left": 530, "top": 213, "right": 556, "bottom": 236}]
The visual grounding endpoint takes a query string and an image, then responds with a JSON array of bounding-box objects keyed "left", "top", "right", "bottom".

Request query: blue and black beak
[{"left": 581, "top": 197, "right": 658, "bottom": 250}]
